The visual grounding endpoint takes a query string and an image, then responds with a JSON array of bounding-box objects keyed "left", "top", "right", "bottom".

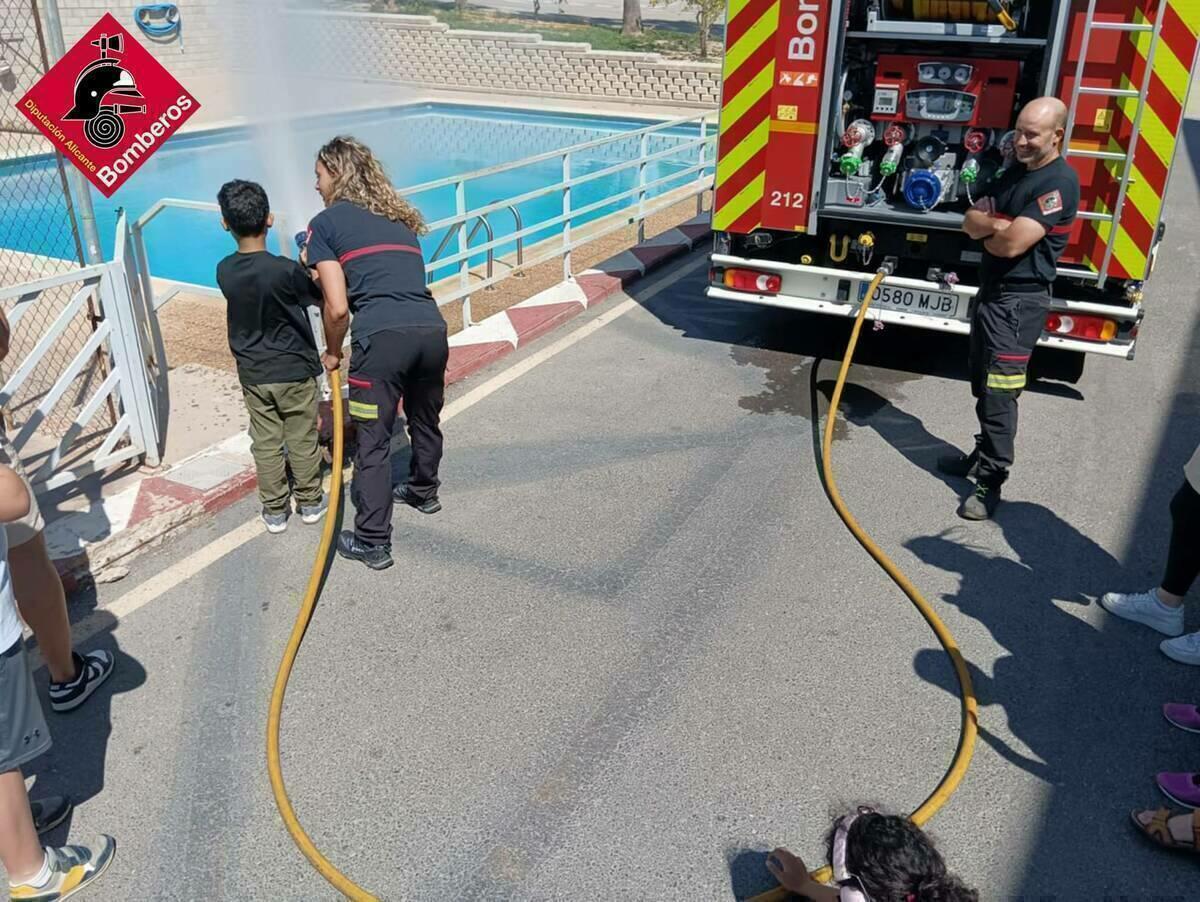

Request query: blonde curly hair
[{"left": 316, "top": 136, "right": 427, "bottom": 235}]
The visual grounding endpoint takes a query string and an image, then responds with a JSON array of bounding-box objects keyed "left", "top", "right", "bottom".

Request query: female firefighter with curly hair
[{"left": 305, "top": 136, "right": 448, "bottom": 571}]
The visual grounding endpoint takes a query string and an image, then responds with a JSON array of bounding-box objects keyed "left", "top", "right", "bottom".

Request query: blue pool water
[{"left": 0, "top": 103, "right": 707, "bottom": 288}]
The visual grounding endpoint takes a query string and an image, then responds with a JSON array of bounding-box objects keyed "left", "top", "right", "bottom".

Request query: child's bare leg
[
  {"left": 0, "top": 768, "right": 45, "bottom": 882},
  {"left": 10, "top": 535, "right": 74, "bottom": 684}
]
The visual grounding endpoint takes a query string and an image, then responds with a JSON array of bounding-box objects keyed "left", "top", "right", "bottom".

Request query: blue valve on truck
[{"left": 903, "top": 168, "right": 944, "bottom": 211}]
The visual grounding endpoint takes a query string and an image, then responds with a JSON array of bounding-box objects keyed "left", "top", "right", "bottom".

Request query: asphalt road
[{"left": 18, "top": 125, "right": 1200, "bottom": 899}]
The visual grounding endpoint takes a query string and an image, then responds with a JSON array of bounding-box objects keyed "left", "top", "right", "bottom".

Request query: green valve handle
[
  {"left": 960, "top": 161, "right": 980, "bottom": 184},
  {"left": 840, "top": 155, "right": 861, "bottom": 176},
  {"left": 879, "top": 160, "right": 898, "bottom": 176}
]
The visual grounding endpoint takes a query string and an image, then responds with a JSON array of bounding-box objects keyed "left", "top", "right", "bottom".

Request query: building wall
[
  {"left": 49, "top": 4, "right": 722, "bottom": 109},
  {"left": 283, "top": 11, "right": 723, "bottom": 109},
  {"left": 53, "top": 0, "right": 225, "bottom": 80}
]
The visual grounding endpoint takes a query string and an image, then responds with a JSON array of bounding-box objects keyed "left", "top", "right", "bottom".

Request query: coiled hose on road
[
  {"left": 751, "top": 268, "right": 979, "bottom": 899},
  {"left": 267, "top": 274, "right": 979, "bottom": 901}
]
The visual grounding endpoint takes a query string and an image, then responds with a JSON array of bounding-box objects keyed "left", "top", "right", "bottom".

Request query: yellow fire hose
[
  {"left": 268, "top": 275, "right": 978, "bottom": 901},
  {"left": 751, "top": 268, "right": 979, "bottom": 899},
  {"left": 266, "top": 370, "right": 380, "bottom": 901}
]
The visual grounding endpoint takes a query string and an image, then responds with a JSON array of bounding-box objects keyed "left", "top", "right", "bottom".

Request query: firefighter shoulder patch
[{"left": 1037, "top": 190, "right": 1064, "bottom": 215}]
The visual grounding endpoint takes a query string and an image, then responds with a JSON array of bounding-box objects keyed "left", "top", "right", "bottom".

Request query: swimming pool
[{"left": 0, "top": 103, "right": 709, "bottom": 288}]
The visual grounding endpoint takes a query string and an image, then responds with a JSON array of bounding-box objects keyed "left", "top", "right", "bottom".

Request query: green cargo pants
[{"left": 241, "top": 378, "right": 323, "bottom": 514}]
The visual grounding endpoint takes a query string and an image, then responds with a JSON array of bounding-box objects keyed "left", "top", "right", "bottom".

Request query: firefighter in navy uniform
[
  {"left": 306, "top": 136, "right": 449, "bottom": 571},
  {"left": 942, "top": 96, "right": 1080, "bottom": 520}
]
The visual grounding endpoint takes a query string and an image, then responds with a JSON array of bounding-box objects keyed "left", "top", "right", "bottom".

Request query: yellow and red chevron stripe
[
  {"left": 1063, "top": 0, "right": 1199, "bottom": 281},
  {"left": 713, "top": 0, "right": 780, "bottom": 233}
]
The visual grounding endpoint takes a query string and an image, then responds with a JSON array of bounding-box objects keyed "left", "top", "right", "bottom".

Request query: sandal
[
  {"left": 1157, "top": 773, "right": 1200, "bottom": 809},
  {"left": 1163, "top": 703, "right": 1200, "bottom": 734},
  {"left": 1130, "top": 807, "right": 1200, "bottom": 853}
]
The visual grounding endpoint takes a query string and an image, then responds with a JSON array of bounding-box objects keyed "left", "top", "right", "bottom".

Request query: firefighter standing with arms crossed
[{"left": 940, "top": 96, "right": 1080, "bottom": 520}]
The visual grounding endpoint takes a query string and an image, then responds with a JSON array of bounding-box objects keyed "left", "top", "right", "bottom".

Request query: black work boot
[
  {"left": 960, "top": 480, "right": 1002, "bottom": 521},
  {"left": 394, "top": 483, "right": 442, "bottom": 514},
  {"left": 336, "top": 530, "right": 394, "bottom": 570},
  {"left": 937, "top": 448, "right": 980, "bottom": 479}
]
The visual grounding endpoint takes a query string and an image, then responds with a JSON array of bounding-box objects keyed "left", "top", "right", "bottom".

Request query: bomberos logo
[{"left": 16, "top": 12, "right": 200, "bottom": 198}]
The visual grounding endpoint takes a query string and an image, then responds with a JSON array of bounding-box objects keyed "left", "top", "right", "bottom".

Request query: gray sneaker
[
  {"left": 8, "top": 834, "right": 115, "bottom": 900},
  {"left": 262, "top": 507, "right": 289, "bottom": 534},
  {"left": 1100, "top": 588, "right": 1184, "bottom": 637},
  {"left": 299, "top": 495, "right": 329, "bottom": 525}
]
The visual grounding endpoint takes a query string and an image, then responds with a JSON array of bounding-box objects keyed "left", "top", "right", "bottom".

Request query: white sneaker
[
  {"left": 1161, "top": 631, "right": 1200, "bottom": 666},
  {"left": 1099, "top": 588, "right": 1184, "bottom": 637}
]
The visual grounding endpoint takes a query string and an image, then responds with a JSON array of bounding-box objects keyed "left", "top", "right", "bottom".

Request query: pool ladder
[{"left": 428, "top": 201, "right": 524, "bottom": 287}]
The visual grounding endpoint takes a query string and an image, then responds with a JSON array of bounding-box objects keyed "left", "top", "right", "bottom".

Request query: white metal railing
[
  {"left": 0, "top": 212, "right": 159, "bottom": 491},
  {"left": 132, "top": 111, "right": 716, "bottom": 328}
]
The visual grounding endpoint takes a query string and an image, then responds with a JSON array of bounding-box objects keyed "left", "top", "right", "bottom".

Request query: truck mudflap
[{"left": 708, "top": 253, "right": 1140, "bottom": 360}]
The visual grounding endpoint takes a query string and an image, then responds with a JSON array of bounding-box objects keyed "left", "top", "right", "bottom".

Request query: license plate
[{"left": 856, "top": 281, "right": 964, "bottom": 319}]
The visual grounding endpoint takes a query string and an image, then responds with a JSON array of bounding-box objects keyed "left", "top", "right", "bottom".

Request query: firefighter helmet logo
[
  {"left": 1037, "top": 190, "right": 1064, "bottom": 216},
  {"left": 62, "top": 32, "right": 146, "bottom": 149}
]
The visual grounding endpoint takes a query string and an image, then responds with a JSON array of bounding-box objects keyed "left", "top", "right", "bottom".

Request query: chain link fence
[{"left": 0, "top": 0, "right": 116, "bottom": 466}]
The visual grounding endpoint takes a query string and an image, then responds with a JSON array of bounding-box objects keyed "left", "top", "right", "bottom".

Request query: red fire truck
[{"left": 706, "top": 0, "right": 1199, "bottom": 378}]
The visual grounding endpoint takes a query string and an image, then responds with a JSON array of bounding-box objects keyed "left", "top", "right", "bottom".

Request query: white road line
[{"left": 64, "top": 252, "right": 707, "bottom": 639}]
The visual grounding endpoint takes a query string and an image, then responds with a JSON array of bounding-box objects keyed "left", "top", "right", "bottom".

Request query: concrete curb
[{"left": 49, "top": 214, "right": 712, "bottom": 590}]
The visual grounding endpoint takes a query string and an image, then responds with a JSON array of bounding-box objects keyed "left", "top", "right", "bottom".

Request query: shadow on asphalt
[
  {"left": 909, "top": 121, "right": 1200, "bottom": 894},
  {"left": 26, "top": 610, "right": 147, "bottom": 845},
  {"left": 638, "top": 151, "right": 1200, "bottom": 893}
]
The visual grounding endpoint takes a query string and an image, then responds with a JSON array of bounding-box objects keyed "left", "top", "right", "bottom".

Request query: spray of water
[{"left": 217, "top": 0, "right": 333, "bottom": 245}]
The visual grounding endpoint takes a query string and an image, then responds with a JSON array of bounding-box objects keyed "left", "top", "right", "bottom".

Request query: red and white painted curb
[
  {"left": 447, "top": 213, "right": 711, "bottom": 380},
  {"left": 49, "top": 214, "right": 711, "bottom": 589}
]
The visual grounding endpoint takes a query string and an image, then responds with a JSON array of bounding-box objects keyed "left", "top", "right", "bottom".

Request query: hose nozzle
[{"left": 987, "top": 0, "right": 1018, "bottom": 31}]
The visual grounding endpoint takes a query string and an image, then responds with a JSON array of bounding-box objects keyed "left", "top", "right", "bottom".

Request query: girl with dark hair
[
  {"left": 305, "top": 136, "right": 449, "bottom": 571},
  {"left": 765, "top": 807, "right": 978, "bottom": 902}
]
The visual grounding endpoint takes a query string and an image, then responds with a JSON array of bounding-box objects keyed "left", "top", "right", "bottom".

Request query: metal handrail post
[
  {"left": 637, "top": 133, "right": 649, "bottom": 243},
  {"left": 508, "top": 205, "right": 525, "bottom": 267},
  {"left": 696, "top": 119, "right": 708, "bottom": 216},
  {"left": 455, "top": 179, "right": 473, "bottom": 327},
  {"left": 562, "top": 152, "right": 572, "bottom": 280}
]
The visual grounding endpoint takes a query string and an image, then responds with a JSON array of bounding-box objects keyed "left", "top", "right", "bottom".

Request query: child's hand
[{"left": 766, "top": 847, "right": 812, "bottom": 893}]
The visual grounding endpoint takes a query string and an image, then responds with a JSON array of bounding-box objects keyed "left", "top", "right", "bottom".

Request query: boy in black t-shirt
[{"left": 216, "top": 180, "right": 326, "bottom": 534}]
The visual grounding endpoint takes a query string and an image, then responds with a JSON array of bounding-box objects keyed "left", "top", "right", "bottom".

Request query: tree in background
[
  {"left": 652, "top": 0, "right": 722, "bottom": 58},
  {"left": 622, "top": 0, "right": 643, "bottom": 36}
]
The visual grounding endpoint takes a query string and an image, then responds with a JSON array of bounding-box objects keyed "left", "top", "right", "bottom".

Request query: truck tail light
[
  {"left": 1045, "top": 312, "right": 1118, "bottom": 342},
  {"left": 723, "top": 268, "right": 782, "bottom": 294}
]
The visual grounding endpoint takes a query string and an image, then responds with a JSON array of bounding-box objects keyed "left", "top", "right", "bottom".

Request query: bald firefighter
[{"left": 941, "top": 96, "right": 1080, "bottom": 520}]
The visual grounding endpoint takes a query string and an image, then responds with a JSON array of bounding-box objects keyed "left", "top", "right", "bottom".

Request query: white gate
[{"left": 0, "top": 212, "right": 160, "bottom": 492}]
